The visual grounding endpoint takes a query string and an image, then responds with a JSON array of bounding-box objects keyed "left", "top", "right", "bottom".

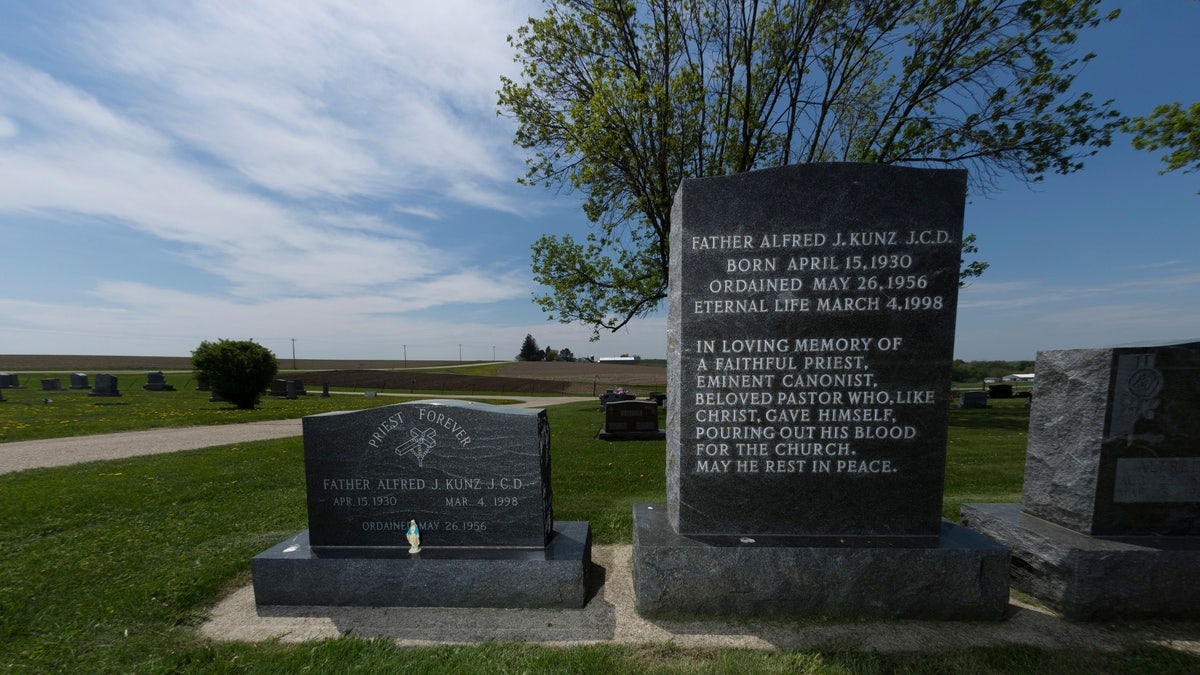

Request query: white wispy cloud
[
  {"left": 74, "top": 0, "right": 530, "bottom": 202},
  {"left": 0, "top": 0, "right": 544, "bottom": 352},
  {"left": 959, "top": 271, "right": 1200, "bottom": 311}
]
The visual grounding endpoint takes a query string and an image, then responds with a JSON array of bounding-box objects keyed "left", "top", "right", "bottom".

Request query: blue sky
[{"left": 1, "top": 1, "right": 1196, "bottom": 362}]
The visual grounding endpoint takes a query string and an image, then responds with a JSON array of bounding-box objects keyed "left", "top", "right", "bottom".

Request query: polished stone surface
[
  {"left": 252, "top": 521, "right": 591, "bottom": 608},
  {"left": 666, "top": 163, "right": 966, "bottom": 538},
  {"left": 962, "top": 503, "right": 1200, "bottom": 620},
  {"left": 303, "top": 400, "right": 552, "bottom": 549},
  {"left": 633, "top": 504, "right": 1007, "bottom": 619},
  {"left": 1023, "top": 342, "right": 1200, "bottom": 536}
]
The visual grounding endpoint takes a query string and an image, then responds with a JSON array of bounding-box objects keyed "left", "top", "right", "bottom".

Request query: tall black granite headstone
[
  {"left": 634, "top": 163, "right": 1007, "bottom": 619},
  {"left": 963, "top": 341, "right": 1200, "bottom": 619},
  {"left": 252, "top": 399, "right": 590, "bottom": 608}
]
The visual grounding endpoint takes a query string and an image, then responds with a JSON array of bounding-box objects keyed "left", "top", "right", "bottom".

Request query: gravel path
[
  {"left": 0, "top": 419, "right": 303, "bottom": 474},
  {"left": 202, "top": 545, "right": 1200, "bottom": 653},
  {"left": 0, "top": 395, "right": 595, "bottom": 475}
]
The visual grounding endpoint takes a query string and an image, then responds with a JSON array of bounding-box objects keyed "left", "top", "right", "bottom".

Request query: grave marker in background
[
  {"left": 599, "top": 399, "right": 665, "bottom": 441},
  {"left": 270, "top": 379, "right": 307, "bottom": 399},
  {"left": 41, "top": 378, "right": 62, "bottom": 391},
  {"left": 69, "top": 373, "right": 90, "bottom": 389},
  {"left": 964, "top": 342, "right": 1200, "bottom": 619},
  {"left": 143, "top": 371, "right": 176, "bottom": 391},
  {"left": 959, "top": 391, "right": 988, "bottom": 408},
  {"left": 90, "top": 374, "right": 121, "bottom": 397},
  {"left": 633, "top": 163, "right": 1007, "bottom": 619}
]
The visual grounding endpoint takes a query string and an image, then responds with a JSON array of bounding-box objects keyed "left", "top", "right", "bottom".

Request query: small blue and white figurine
[{"left": 406, "top": 519, "right": 421, "bottom": 553}]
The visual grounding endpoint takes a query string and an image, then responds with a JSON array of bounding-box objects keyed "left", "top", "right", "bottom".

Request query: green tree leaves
[
  {"left": 1125, "top": 101, "right": 1200, "bottom": 192},
  {"left": 500, "top": 0, "right": 1122, "bottom": 334},
  {"left": 191, "top": 339, "right": 278, "bottom": 410}
]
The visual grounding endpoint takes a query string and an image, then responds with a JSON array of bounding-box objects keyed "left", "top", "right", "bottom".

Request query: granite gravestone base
[
  {"left": 963, "top": 342, "right": 1200, "bottom": 620},
  {"left": 634, "top": 505, "right": 1008, "bottom": 619},
  {"left": 633, "top": 163, "right": 1008, "bottom": 619},
  {"left": 251, "top": 399, "right": 591, "bottom": 608}
]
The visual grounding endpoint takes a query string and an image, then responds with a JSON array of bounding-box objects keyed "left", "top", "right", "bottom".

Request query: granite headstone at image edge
[
  {"left": 962, "top": 341, "right": 1200, "bottom": 619},
  {"left": 1022, "top": 343, "right": 1200, "bottom": 536},
  {"left": 666, "top": 162, "right": 964, "bottom": 540},
  {"left": 0, "top": 373, "right": 19, "bottom": 389},
  {"left": 303, "top": 399, "right": 553, "bottom": 549}
]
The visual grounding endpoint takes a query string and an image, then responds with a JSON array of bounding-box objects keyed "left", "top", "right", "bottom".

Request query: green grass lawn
[
  {"left": 0, "top": 372, "right": 524, "bottom": 442},
  {"left": 2, "top": 398, "right": 1198, "bottom": 672}
]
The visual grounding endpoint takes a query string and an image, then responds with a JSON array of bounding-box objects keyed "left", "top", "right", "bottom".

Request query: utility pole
[
  {"left": 291, "top": 338, "right": 296, "bottom": 369},
  {"left": 403, "top": 344, "right": 407, "bottom": 369}
]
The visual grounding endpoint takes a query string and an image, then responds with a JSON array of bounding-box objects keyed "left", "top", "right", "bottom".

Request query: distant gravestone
[
  {"left": 598, "top": 390, "right": 636, "bottom": 408},
  {"left": 142, "top": 371, "right": 176, "bottom": 391},
  {"left": 633, "top": 163, "right": 1007, "bottom": 619},
  {"left": 987, "top": 384, "right": 1014, "bottom": 399},
  {"left": 599, "top": 400, "right": 665, "bottom": 440},
  {"left": 270, "top": 379, "right": 307, "bottom": 398},
  {"left": 69, "top": 373, "right": 90, "bottom": 390},
  {"left": 0, "top": 373, "right": 20, "bottom": 388},
  {"left": 964, "top": 342, "right": 1200, "bottom": 619},
  {"left": 41, "top": 378, "right": 63, "bottom": 391},
  {"left": 959, "top": 391, "right": 988, "bottom": 408},
  {"left": 252, "top": 399, "right": 590, "bottom": 608},
  {"left": 90, "top": 374, "right": 121, "bottom": 397}
]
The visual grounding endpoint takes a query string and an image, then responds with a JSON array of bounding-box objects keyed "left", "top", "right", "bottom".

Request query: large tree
[{"left": 499, "top": 0, "right": 1122, "bottom": 337}]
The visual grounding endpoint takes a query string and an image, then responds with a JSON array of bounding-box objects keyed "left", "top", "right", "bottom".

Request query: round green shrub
[{"left": 191, "top": 339, "right": 279, "bottom": 410}]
